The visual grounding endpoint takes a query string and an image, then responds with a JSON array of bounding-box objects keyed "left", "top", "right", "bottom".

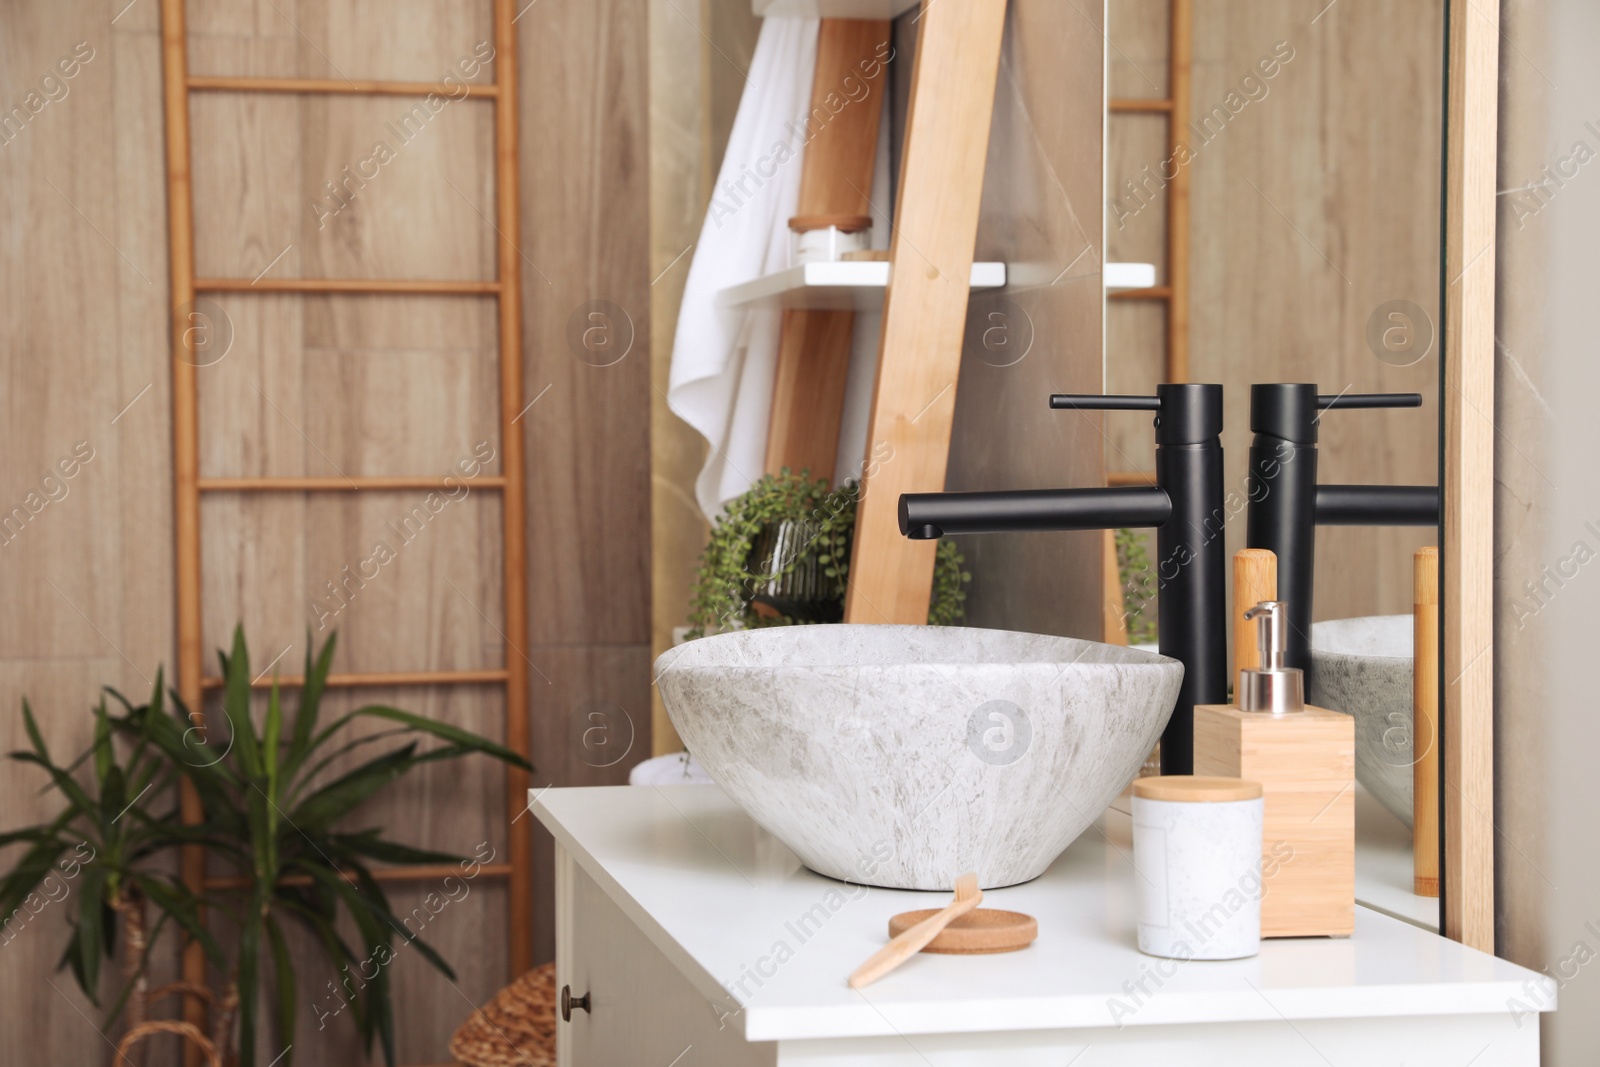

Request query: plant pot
[{"left": 745, "top": 519, "right": 846, "bottom": 623}]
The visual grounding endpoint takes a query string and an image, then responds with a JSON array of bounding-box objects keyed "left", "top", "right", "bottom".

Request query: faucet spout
[
  {"left": 897, "top": 382, "right": 1229, "bottom": 776},
  {"left": 900, "top": 486, "right": 1171, "bottom": 540}
]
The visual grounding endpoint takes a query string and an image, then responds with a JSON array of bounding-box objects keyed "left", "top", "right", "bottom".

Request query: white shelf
[
  {"left": 754, "top": 0, "right": 919, "bottom": 17},
  {"left": 716, "top": 260, "right": 1007, "bottom": 312},
  {"left": 1106, "top": 261, "right": 1157, "bottom": 291}
]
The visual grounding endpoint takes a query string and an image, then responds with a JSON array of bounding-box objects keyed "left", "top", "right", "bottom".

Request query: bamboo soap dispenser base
[
  {"left": 1196, "top": 570, "right": 1356, "bottom": 939},
  {"left": 1193, "top": 702, "right": 1355, "bottom": 938}
]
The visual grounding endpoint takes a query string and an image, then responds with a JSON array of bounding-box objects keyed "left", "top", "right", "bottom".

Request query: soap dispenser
[{"left": 1194, "top": 598, "right": 1355, "bottom": 938}]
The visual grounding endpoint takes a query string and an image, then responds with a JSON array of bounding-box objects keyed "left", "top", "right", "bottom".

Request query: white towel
[{"left": 667, "top": 18, "right": 819, "bottom": 520}]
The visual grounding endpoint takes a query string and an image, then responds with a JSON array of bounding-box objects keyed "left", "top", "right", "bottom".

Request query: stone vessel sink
[
  {"left": 654, "top": 625, "right": 1183, "bottom": 890},
  {"left": 1308, "top": 615, "right": 1416, "bottom": 827}
]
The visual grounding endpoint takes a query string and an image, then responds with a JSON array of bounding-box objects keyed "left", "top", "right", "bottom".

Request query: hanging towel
[{"left": 667, "top": 17, "right": 819, "bottom": 520}]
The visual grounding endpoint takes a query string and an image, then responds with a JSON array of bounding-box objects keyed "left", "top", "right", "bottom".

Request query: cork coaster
[{"left": 887, "top": 908, "right": 1037, "bottom": 954}]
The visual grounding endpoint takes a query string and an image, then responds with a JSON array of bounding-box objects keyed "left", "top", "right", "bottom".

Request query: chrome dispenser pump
[{"left": 1239, "top": 601, "right": 1305, "bottom": 714}]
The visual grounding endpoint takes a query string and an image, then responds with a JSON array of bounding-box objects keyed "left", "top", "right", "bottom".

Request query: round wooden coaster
[{"left": 887, "top": 908, "right": 1037, "bottom": 954}]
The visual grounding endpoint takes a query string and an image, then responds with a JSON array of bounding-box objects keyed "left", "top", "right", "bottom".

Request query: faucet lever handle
[
  {"left": 1315, "top": 392, "right": 1423, "bottom": 411},
  {"left": 1049, "top": 394, "right": 1161, "bottom": 411}
]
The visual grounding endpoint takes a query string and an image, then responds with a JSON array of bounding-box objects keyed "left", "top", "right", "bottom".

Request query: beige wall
[
  {"left": 0, "top": 0, "right": 651, "bottom": 1062},
  {"left": 1495, "top": 0, "right": 1600, "bottom": 1060}
]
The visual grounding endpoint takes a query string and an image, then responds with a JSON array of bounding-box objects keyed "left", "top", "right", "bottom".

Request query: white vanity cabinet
[{"left": 536, "top": 786, "right": 1552, "bottom": 1065}]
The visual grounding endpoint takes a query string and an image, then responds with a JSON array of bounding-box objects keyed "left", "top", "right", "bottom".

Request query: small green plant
[
  {"left": 0, "top": 680, "right": 221, "bottom": 1060},
  {"left": 1, "top": 627, "right": 533, "bottom": 1067},
  {"left": 148, "top": 627, "right": 533, "bottom": 1067},
  {"left": 1115, "top": 527, "right": 1159, "bottom": 645},
  {"left": 687, "top": 470, "right": 968, "bottom": 636}
]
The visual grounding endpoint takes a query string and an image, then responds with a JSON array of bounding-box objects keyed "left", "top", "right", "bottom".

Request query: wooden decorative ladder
[
  {"left": 766, "top": 0, "right": 1188, "bottom": 638},
  {"left": 158, "top": 0, "right": 533, "bottom": 1059},
  {"left": 1106, "top": 0, "right": 1192, "bottom": 483},
  {"left": 759, "top": 2, "right": 1009, "bottom": 626}
]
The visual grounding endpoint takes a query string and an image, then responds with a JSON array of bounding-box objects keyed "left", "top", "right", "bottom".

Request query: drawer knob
[{"left": 560, "top": 984, "right": 591, "bottom": 1022}]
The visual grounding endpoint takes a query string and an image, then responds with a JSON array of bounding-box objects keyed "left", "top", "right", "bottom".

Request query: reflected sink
[
  {"left": 654, "top": 625, "right": 1183, "bottom": 890},
  {"left": 1307, "top": 615, "right": 1416, "bottom": 827}
]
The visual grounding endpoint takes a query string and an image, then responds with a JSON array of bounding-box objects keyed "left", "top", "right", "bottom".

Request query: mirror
[{"left": 1103, "top": 2, "right": 1450, "bottom": 933}]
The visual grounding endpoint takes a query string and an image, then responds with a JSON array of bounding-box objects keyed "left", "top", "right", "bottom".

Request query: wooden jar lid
[
  {"left": 887, "top": 908, "right": 1037, "bottom": 954},
  {"left": 789, "top": 213, "right": 873, "bottom": 233},
  {"left": 1131, "top": 775, "right": 1263, "bottom": 802}
]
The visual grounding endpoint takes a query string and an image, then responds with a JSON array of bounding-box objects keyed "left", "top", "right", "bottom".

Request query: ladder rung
[
  {"left": 1107, "top": 470, "right": 1158, "bottom": 487},
  {"left": 201, "top": 669, "right": 511, "bottom": 692},
  {"left": 203, "top": 862, "right": 513, "bottom": 892},
  {"left": 187, "top": 75, "right": 499, "bottom": 99},
  {"left": 194, "top": 277, "right": 501, "bottom": 296},
  {"left": 199, "top": 476, "right": 507, "bottom": 492},
  {"left": 1109, "top": 287, "right": 1173, "bottom": 301},
  {"left": 1110, "top": 98, "right": 1174, "bottom": 113}
]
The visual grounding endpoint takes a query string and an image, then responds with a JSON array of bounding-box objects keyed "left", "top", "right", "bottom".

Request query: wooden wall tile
[
  {"left": 526, "top": 644, "right": 652, "bottom": 965},
  {"left": 519, "top": 0, "right": 652, "bottom": 649}
]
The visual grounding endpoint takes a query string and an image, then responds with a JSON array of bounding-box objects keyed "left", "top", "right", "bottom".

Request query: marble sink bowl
[
  {"left": 1308, "top": 615, "right": 1416, "bottom": 827},
  {"left": 654, "top": 625, "right": 1183, "bottom": 890}
]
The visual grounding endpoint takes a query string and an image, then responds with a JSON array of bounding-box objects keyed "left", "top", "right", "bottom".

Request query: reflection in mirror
[{"left": 1105, "top": 1, "right": 1445, "bottom": 931}]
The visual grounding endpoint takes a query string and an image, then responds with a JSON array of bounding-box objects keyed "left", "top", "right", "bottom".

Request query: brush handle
[{"left": 847, "top": 893, "right": 983, "bottom": 988}]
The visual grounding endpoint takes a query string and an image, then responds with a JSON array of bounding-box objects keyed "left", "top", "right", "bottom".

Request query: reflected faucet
[
  {"left": 1245, "top": 383, "right": 1441, "bottom": 670},
  {"left": 899, "top": 383, "right": 1229, "bottom": 775}
]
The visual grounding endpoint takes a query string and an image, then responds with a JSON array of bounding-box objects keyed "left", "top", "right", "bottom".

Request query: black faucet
[
  {"left": 899, "top": 383, "right": 1229, "bottom": 775},
  {"left": 1245, "top": 383, "right": 1441, "bottom": 670}
]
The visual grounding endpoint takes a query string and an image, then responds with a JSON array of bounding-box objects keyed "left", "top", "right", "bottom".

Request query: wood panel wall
[
  {"left": 1107, "top": 0, "right": 1444, "bottom": 627},
  {"left": 0, "top": 1, "right": 651, "bottom": 1063},
  {"left": 0, "top": 3, "right": 174, "bottom": 1063}
]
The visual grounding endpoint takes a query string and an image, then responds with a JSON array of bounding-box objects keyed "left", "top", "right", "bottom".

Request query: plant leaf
[
  {"left": 329, "top": 832, "right": 462, "bottom": 867},
  {"left": 288, "top": 745, "right": 418, "bottom": 832},
  {"left": 132, "top": 873, "right": 225, "bottom": 969},
  {"left": 92, "top": 700, "right": 113, "bottom": 791},
  {"left": 282, "top": 631, "right": 336, "bottom": 785},
  {"left": 237, "top": 894, "right": 262, "bottom": 1067},
  {"left": 74, "top": 862, "right": 107, "bottom": 1004},
  {"left": 223, "top": 626, "right": 262, "bottom": 781},
  {"left": 343, "top": 706, "right": 531, "bottom": 771},
  {"left": 264, "top": 915, "right": 296, "bottom": 1067}
]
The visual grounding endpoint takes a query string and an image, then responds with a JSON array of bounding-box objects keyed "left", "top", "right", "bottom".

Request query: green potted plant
[
  {"left": 1, "top": 627, "right": 533, "bottom": 1067},
  {"left": 687, "top": 470, "right": 969, "bottom": 637},
  {"left": 0, "top": 681, "right": 223, "bottom": 1064}
]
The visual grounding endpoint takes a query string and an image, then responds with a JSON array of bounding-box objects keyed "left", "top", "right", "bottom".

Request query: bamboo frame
[
  {"left": 159, "top": 1, "right": 537, "bottom": 1057},
  {"left": 1109, "top": 98, "right": 1173, "bottom": 113},
  {"left": 200, "top": 669, "right": 511, "bottom": 691},
  {"left": 187, "top": 75, "right": 498, "bottom": 99},
  {"left": 158, "top": 4, "right": 207, "bottom": 1062},
  {"left": 204, "top": 864, "right": 514, "bottom": 892},
  {"left": 492, "top": 0, "right": 534, "bottom": 979},
  {"left": 198, "top": 476, "right": 507, "bottom": 492},
  {"left": 1441, "top": 0, "right": 1497, "bottom": 953},
  {"left": 195, "top": 277, "right": 501, "bottom": 295}
]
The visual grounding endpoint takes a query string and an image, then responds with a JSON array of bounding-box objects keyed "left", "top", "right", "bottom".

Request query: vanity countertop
[{"left": 532, "top": 784, "right": 1552, "bottom": 1044}]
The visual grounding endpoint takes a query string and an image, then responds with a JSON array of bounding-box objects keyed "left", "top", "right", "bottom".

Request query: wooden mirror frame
[{"left": 1442, "top": 0, "right": 1498, "bottom": 952}]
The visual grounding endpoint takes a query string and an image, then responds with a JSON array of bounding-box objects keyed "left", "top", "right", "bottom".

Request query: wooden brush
[{"left": 847, "top": 872, "right": 982, "bottom": 989}]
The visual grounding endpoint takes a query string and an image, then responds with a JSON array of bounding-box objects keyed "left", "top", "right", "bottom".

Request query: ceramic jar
[{"left": 1131, "top": 775, "right": 1264, "bottom": 960}]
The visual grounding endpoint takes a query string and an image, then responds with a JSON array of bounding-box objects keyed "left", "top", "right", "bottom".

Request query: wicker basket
[
  {"left": 449, "top": 961, "right": 558, "bottom": 1067},
  {"left": 116, "top": 1020, "right": 222, "bottom": 1067}
]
